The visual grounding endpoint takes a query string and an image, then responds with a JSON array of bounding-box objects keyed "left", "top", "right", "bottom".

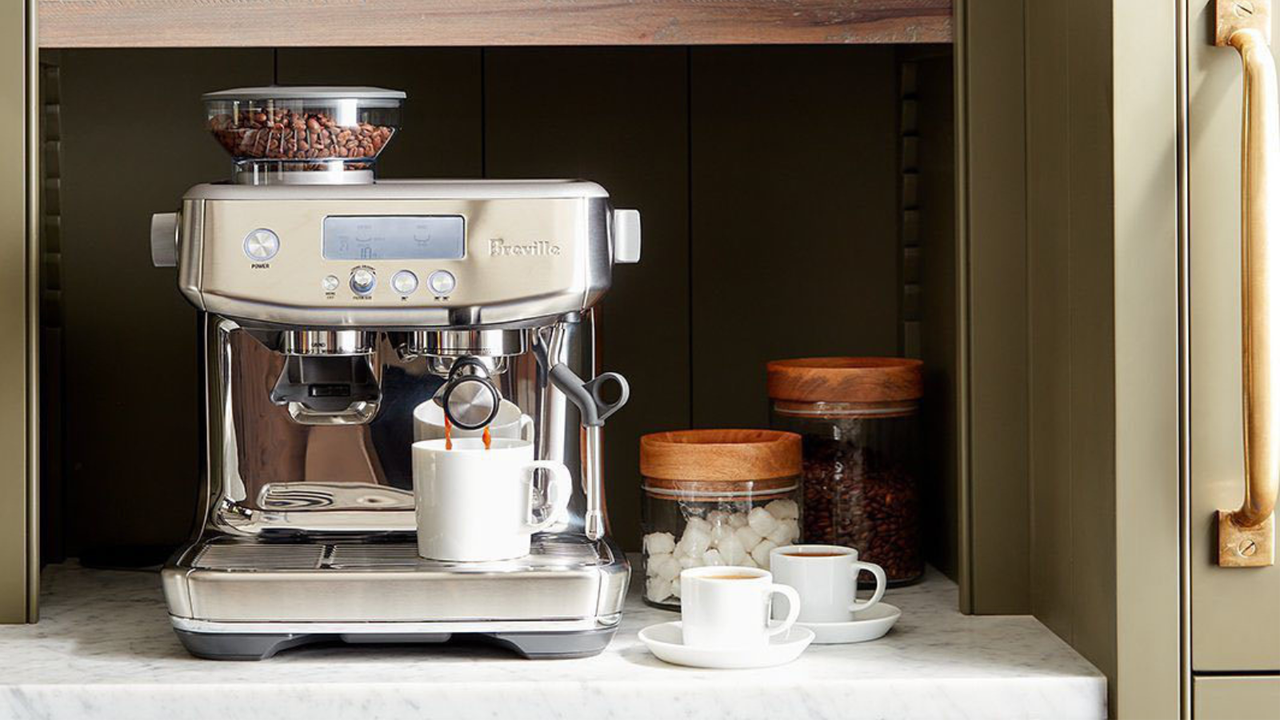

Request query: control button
[
  {"left": 427, "top": 270, "right": 456, "bottom": 296},
  {"left": 392, "top": 270, "right": 419, "bottom": 295},
  {"left": 243, "top": 229, "right": 280, "bottom": 262},
  {"left": 350, "top": 266, "right": 377, "bottom": 295},
  {"left": 321, "top": 275, "right": 340, "bottom": 292}
]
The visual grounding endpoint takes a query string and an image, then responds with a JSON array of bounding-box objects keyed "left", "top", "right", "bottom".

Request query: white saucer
[
  {"left": 796, "top": 602, "right": 901, "bottom": 644},
  {"left": 637, "top": 621, "right": 814, "bottom": 669}
]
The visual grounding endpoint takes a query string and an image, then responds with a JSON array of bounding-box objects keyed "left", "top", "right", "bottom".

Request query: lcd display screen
[{"left": 322, "top": 215, "right": 466, "bottom": 260}]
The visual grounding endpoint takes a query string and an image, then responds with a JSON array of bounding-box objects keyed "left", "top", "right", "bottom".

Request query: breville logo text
[{"left": 489, "top": 238, "right": 561, "bottom": 257}]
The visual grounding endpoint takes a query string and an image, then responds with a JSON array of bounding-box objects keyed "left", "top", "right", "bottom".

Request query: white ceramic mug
[
  {"left": 413, "top": 398, "right": 535, "bottom": 443},
  {"left": 769, "top": 544, "right": 887, "bottom": 623},
  {"left": 412, "top": 437, "right": 570, "bottom": 562},
  {"left": 679, "top": 565, "right": 801, "bottom": 649}
]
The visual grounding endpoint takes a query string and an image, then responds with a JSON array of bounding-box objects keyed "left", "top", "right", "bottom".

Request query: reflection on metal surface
[
  {"left": 207, "top": 319, "right": 595, "bottom": 535},
  {"left": 279, "top": 329, "right": 376, "bottom": 356},
  {"left": 409, "top": 328, "right": 529, "bottom": 357},
  {"left": 256, "top": 482, "right": 414, "bottom": 511},
  {"left": 1217, "top": 2, "right": 1280, "bottom": 567}
]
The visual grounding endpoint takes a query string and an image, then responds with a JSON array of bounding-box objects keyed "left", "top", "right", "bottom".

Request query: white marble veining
[{"left": 0, "top": 562, "right": 1105, "bottom": 720}]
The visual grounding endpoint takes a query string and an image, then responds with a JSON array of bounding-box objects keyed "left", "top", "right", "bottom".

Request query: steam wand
[{"left": 534, "top": 333, "right": 630, "bottom": 541}]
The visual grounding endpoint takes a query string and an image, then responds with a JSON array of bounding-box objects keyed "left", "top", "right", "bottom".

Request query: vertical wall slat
[{"left": 914, "top": 51, "right": 958, "bottom": 580}]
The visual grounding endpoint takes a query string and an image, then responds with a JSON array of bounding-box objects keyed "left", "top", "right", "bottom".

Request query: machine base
[
  {"left": 162, "top": 534, "right": 630, "bottom": 660},
  {"left": 174, "top": 626, "right": 619, "bottom": 660}
]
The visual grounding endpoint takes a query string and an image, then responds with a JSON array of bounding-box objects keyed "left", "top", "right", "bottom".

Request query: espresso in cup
[
  {"left": 781, "top": 551, "right": 846, "bottom": 558},
  {"left": 769, "top": 544, "right": 887, "bottom": 623},
  {"left": 680, "top": 566, "right": 801, "bottom": 649}
]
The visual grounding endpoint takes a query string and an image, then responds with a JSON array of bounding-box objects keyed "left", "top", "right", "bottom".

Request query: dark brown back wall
[{"left": 47, "top": 45, "right": 945, "bottom": 560}]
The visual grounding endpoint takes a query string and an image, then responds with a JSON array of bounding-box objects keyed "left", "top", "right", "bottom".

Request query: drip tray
[
  {"left": 191, "top": 536, "right": 607, "bottom": 572},
  {"left": 166, "top": 534, "right": 630, "bottom": 624}
]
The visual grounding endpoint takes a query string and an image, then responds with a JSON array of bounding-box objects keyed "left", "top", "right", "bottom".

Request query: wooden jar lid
[
  {"left": 767, "top": 357, "right": 924, "bottom": 403},
  {"left": 640, "top": 429, "right": 802, "bottom": 483}
]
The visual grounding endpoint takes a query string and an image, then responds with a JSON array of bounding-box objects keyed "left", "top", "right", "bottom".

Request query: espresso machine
[{"left": 149, "top": 87, "right": 640, "bottom": 659}]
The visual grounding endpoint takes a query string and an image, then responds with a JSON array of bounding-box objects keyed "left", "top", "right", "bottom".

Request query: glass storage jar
[
  {"left": 767, "top": 357, "right": 925, "bottom": 586},
  {"left": 640, "top": 429, "right": 802, "bottom": 609}
]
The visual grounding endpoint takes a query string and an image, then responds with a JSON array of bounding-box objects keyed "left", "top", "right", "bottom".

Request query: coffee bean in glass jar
[{"left": 767, "top": 357, "right": 924, "bottom": 586}]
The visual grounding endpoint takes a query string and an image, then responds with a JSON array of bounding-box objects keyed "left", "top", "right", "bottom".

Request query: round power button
[
  {"left": 350, "top": 266, "right": 377, "bottom": 295},
  {"left": 243, "top": 229, "right": 280, "bottom": 262}
]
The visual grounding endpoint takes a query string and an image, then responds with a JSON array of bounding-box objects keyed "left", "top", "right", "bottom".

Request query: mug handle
[
  {"left": 849, "top": 561, "right": 887, "bottom": 613},
  {"left": 518, "top": 414, "right": 536, "bottom": 443},
  {"left": 767, "top": 584, "right": 802, "bottom": 638},
  {"left": 522, "top": 460, "right": 571, "bottom": 533}
]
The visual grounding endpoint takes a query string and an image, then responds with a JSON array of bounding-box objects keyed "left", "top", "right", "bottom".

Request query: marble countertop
[{"left": 0, "top": 562, "right": 1105, "bottom": 720}]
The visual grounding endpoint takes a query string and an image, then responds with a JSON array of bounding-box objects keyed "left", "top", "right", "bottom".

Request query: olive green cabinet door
[
  {"left": 1194, "top": 677, "right": 1280, "bottom": 720},
  {"left": 1188, "top": 0, "right": 1280, "bottom": 674}
]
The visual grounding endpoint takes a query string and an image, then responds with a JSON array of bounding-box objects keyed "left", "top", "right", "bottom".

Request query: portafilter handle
[
  {"left": 440, "top": 357, "right": 502, "bottom": 431},
  {"left": 548, "top": 365, "right": 630, "bottom": 541}
]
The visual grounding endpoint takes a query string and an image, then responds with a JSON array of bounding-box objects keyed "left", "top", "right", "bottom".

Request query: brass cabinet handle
[{"left": 1218, "top": 0, "right": 1280, "bottom": 567}]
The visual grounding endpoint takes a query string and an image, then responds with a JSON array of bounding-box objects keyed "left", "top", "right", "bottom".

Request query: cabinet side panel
[
  {"left": 0, "top": 0, "right": 33, "bottom": 624},
  {"left": 1025, "top": 0, "right": 1179, "bottom": 714},
  {"left": 959, "top": 0, "right": 1031, "bottom": 613},
  {"left": 1064, "top": 0, "right": 1118, "bottom": 699},
  {"left": 1026, "top": 0, "right": 1073, "bottom": 641},
  {"left": 1113, "top": 0, "right": 1179, "bottom": 717}
]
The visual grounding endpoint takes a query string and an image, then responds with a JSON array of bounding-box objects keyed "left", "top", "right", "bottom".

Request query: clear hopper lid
[{"left": 204, "top": 86, "right": 405, "bottom": 184}]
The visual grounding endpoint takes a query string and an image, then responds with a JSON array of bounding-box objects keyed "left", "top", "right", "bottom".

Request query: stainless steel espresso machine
[{"left": 149, "top": 87, "right": 640, "bottom": 659}]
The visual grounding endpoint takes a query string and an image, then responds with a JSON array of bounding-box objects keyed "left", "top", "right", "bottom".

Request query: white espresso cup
[
  {"left": 679, "top": 565, "right": 801, "bottom": 649},
  {"left": 412, "top": 437, "right": 570, "bottom": 562},
  {"left": 413, "top": 398, "right": 535, "bottom": 443},
  {"left": 769, "top": 544, "right": 887, "bottom": 623}
]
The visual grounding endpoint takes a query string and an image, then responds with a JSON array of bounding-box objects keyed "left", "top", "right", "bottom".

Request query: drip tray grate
[
  {"left": 193, "top": 543, "right": 326, "bottom": 570},
  {"left": 328, "top": 543, "right": 420, "bottom": 568}
]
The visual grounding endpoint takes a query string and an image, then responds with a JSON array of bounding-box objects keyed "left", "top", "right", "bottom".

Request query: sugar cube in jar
[{"left": 639, "top": 429, "right": 803, "bottom": 609}]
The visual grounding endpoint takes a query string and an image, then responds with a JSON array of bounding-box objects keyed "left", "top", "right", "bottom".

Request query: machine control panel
[{"left": 179, "top": 181, "right": 629, "bottom": 326}]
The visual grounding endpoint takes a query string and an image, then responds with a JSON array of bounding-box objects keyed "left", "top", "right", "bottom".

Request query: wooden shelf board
[{"left": 38, "top": 0, "right": 952, "bottom": 48}]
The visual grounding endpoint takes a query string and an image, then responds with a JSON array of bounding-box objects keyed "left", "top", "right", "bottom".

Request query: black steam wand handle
[{"left": 548, "top": 365, "right": 630, "bottom": 540}]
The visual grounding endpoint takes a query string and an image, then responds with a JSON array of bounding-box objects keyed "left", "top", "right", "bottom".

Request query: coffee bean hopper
[{"left": 150, "top": 86, "right": 641, "bottom": 659}]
